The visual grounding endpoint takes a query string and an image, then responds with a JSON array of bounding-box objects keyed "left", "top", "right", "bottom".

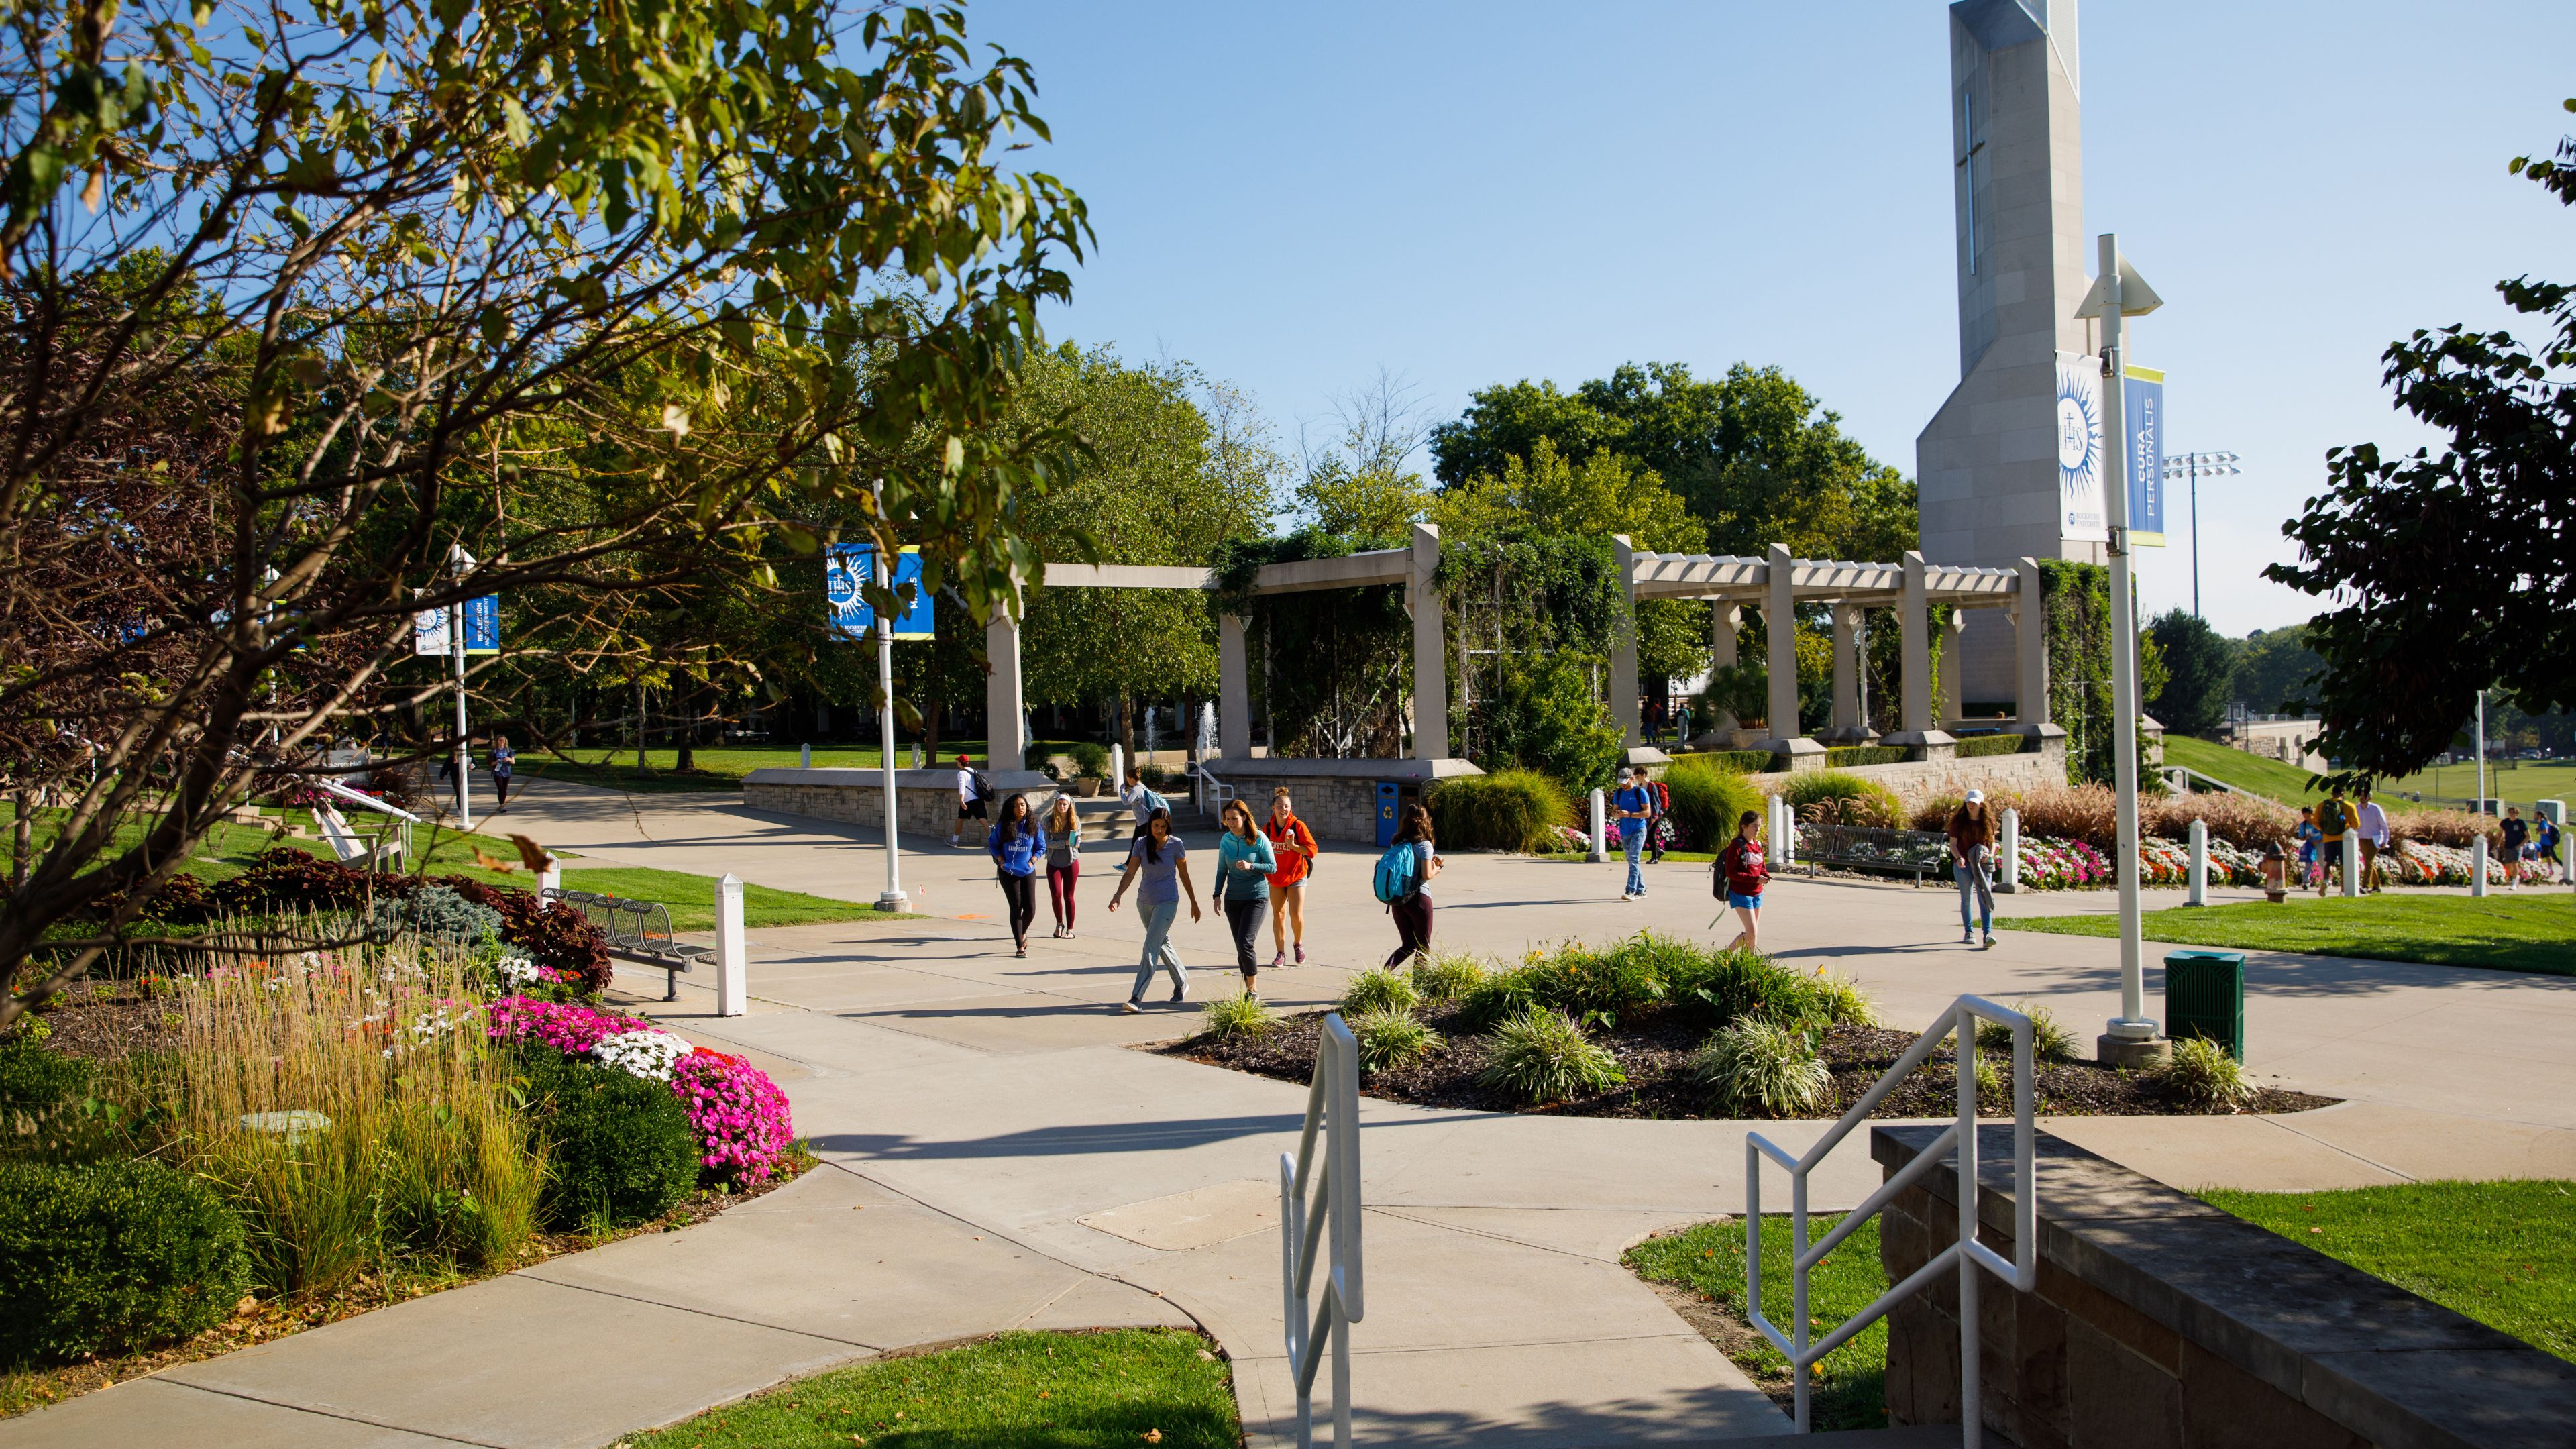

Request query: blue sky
[{"left": 967, "top": 1, "right": 2576, "bottom": 635}]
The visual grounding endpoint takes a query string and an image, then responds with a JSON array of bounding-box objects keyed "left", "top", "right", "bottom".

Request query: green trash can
[{"left": 2165, "top": 950, "right": 2246, "bottom": 1060}]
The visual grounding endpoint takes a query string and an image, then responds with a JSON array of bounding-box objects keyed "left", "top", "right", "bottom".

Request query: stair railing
[
  {"left": 1743, "top": 994, "right": 2035, "bottom": 1443},
  {"left": 1281, "top": 1012, "right": 1364, "bottom": 1448}
]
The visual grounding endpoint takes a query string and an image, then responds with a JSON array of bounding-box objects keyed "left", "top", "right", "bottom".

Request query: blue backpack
[{"left": 1373, "top": 841, "right": 1419, "bottom": 904}]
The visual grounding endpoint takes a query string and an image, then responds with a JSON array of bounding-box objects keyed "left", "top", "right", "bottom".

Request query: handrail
[
  {"left": 1281, "top": 1012, "right": 1364, "bottom": 1448},
  {"left": 1744, "top": 995, "right": 2035, "bottom": 1442}
]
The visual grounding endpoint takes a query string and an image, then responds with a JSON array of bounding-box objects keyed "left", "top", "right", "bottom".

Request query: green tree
[
  {"left": 2230, "top": 628, "right": 2324, "bottom": 718},
  {"left": 1295, "top": 370, "right": 1432, "bottom": 537},
  {"left": 2145, "top": 611, "right": 2237, "bottom": 735}
]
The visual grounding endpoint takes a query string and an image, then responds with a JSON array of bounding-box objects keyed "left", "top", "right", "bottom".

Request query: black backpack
[{"left": 971, "top": 769, "right": 992, "bottom": 800}]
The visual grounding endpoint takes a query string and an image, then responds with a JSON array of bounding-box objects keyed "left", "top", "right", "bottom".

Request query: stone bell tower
[{"left": 1914, "top": 0, "right": 2094, "bottom": 708}]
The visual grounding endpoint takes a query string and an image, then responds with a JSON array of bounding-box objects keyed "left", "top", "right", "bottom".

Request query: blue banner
[
  {"left": 828, "top": 544, "right": 934, "bottom": 641},
  {"left": 413, "top": 596, "right": 500, "bottom": 655},
  {"left": 2124, "top": 365, "right": 2165, "bottom": 547}
]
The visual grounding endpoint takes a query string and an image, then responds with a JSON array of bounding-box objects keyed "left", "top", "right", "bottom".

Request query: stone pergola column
[
  {"left": 1610, "top": 534, "right": 1641, "bottom": 747},
  {"left": 1941, "top": 608, "right": 1970, "bottom": 727},
  {"left": 2015, "top": 556, "right": 2051, "bottom": 728},
  {"left": 1830, "top": 602, "right": 1863, "bottom": 737},
  {"left": 1898, "top": 553, "right": 1932, "bottom": 734},
  {"left": 1711, "top": 603, "right": 1741, "bottom": 734},
  {"left": 1762, "top": 543, "right": 1806, "bottom": 753},
  {"left": 1409, "top": 522, "right": 1448, "bottom": 761},
  {"left": 985, "top": 608, "right": 1028, "bottom": 768},
  {"left": 1218, "top": 613, "right": 1251, "bottom": 759}
]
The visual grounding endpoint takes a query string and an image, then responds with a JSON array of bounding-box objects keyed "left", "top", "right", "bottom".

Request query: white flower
[
  {"left": 592, "top": 1028, "right": 694, "bottom": 1082},
  {"left": 496, "top": 955, "right": 543, "bottom": 989}
]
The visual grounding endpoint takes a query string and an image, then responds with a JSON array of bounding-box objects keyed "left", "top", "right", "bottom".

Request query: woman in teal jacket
[{"left": 1212, "top": 798, "right": 1277, "bottom": 997}]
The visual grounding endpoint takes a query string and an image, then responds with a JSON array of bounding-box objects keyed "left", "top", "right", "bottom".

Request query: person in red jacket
[{"left": 1714, "top": 809, "right": 1769, "bottom": 953}]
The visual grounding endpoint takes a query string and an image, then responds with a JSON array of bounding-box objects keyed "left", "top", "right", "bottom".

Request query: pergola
[{"left": 1611, "top": 540, "right": 2052, "bottom": 759}]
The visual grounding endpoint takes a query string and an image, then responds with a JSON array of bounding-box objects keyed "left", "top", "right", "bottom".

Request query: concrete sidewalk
[{"left": 11, "top": 776, "right": 2572, "bottom": 1448}]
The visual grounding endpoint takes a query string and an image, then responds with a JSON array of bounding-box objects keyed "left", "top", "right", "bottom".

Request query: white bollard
[
  {"left": 2187, "top": 819, "right": 2207, "bottom": 908},
  {"left": 1778, "top": 794, "right": 1797, "bottom": 869},
  {"left": 537, "top": 856, "right": 561, "bottom": 907},
  {"left": 1108, "top": 744, "right": 1124, "bottom": 794},
  {"left": 1587, "top": 788, "right": 1609, "bottom": 863},
  {"left": 1996, "top": 807, "right": 2020, "bottom": 894},
  {"left": 2471, "top": 836, "right": 2489, "bottom": 898},
  {"left": 715, "top": 873, "right": 747, "bottom": 1016},
  {"left": 800, "top": 741, "right": 812, "bottom": 769},
  {"left": 2341, "top": 832, "right": 2360, "bottom": 899}
]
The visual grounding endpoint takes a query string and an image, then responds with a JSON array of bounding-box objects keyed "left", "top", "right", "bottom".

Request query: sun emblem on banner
[{"left": 2055, "top": 355, "right": 2104, "bottom": 532}]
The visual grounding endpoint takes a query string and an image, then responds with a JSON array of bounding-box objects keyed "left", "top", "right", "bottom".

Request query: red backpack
[{"left": 1648, "top": 780, "right": 1671, "bottom": 813}]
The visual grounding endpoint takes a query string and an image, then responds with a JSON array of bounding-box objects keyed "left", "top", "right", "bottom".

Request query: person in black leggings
[
  {"left": 986, "top": 792, "right": 1043, "bottom": 956},
  {"left": 1383, "top": 803, "right": 1442, "bottom": 970},
  {"left": 1212, "top": 798, "right": 1277, "bottom": 996}
]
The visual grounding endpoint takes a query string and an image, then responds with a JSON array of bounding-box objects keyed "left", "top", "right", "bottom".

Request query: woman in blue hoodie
[{"left": 987, "top": 792, "right": 1046, "bottom": 957}]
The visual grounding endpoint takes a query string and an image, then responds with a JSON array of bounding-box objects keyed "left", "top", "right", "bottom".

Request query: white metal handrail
[
  {"left": 1744, "top": 995, "right": 2035, "bottom": 1442},
  {"left": 1281, "top": 1012, "right": 1364, "bottom": 1448}
]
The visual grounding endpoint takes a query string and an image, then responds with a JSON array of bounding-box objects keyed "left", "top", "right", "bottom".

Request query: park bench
[
  {"left": 1796, "top": 822, "right": 1948, "bottom": 887},
  {"left": 544, "top": 886, "right": 710, "bottom": 1000}
]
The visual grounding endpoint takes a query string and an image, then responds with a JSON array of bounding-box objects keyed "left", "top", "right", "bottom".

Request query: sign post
[{"left": 830, "top": 539, "right": 930, "bottom": 912}]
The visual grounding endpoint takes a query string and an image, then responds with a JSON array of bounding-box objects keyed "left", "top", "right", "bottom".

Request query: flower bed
[
  {"left": 488, "top": 996, "right": 795, "bottom": 1183},
  {"left": 2388, "top": 839, "right": 2508, "bottom": 887}
]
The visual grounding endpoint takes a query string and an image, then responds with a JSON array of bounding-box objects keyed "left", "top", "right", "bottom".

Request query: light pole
[
  {"left": 871, "top": 528, "right": 910, "bottom": 912},
  {"left": 2161, "top": 451, "right": 2239, "bottom": 618},
  {"left": 449, "top": 544, "right": 476, "bottom": 828}
]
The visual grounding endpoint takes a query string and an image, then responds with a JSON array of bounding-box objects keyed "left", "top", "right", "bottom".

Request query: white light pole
[
  {"left": 449, "top": 544, "right": 476, "bottom": 828},
  {"left": 873, "top": 537, "right": 910, "bottom": 912},
  {"left": 2161, "top": 451, "right": 2239, "bottom": 618},
  {"left": 2475, "top": 690, "right": 2488, "bottom": 816},
  {"left": 2080, "top": 233, "right": 2165, "bottom": 1065}
]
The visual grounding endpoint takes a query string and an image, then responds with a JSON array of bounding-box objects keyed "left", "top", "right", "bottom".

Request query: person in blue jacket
[{"left": 987, "top": 792, "right": 1046, "bottom": 957}]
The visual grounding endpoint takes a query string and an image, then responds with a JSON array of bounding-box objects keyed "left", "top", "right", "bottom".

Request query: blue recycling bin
[{"left": 1375, "top": 782, "right": 1401, "bottom": 847}]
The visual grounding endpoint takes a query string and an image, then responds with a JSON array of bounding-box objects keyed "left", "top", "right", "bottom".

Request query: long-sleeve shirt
[
  {"left": 1214, "top": 830, "right": 1277, "bottom": 902},
  {"left": 988, "top": 823, "right": 1046, "bottom": 877}
]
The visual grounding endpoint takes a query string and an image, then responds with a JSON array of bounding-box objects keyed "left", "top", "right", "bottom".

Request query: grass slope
[
  {"left": 1627, "top": 1216, "right": 1886, "bottom": 1432},
  {"left": 630, "top": 1330, "right": 1240, "bottom": 1448},
  {"left": 2203, "top": 1181, "right": 2576, "bottom": 1362},
  {"left": 1996, "top": 894, "right": 2576, "bottom": 977},
  {"left": 2162, "top": 735, "right": 2576, "bottom": 814},
  {"left": 2159, "top": 735, "right": 2321, "bottom": 806}
]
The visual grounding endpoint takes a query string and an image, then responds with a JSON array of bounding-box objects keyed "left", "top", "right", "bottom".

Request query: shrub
[
  {"left": 1705, "top": 749, "right": 1781, "bottom": 773},
  {"left": 1068, "top": 741, "right": 1111, "bottom": 778},
  {"left": 2144, "top": 792, "right": 2300, "bottom": 853},
  {"left": 1427, "top": 769, "right": 1577, "bottom": 853},
  {"left": 0, "top": 1157, "right": 251, "bottom": 1364},
  {"left": 1410, "top": 951, "right": 1487, "bottom": 1004},
  {"left": 374, "top": 883, "right": 503, "bottom": 952},
  {"left": 1824, "top": 745, "right": 1906, "bottom": 768},
  {"left": 1953, "top": 733, "right": 2025, "bottom": 759},
  {"left": 1975, "top": 1002, "right": 2080, "bottom": 1061},
  {"left": 199, "top": 846, "right": 379, "bottom": 918},
  {"left": 672, "top": 1051, "right": 798, "bottom": 1185},
  {"left": 519, "top": 1050, "right": 702, "bottom": 1229},
  {"left": 1688, "top": 1020, "right": 1830, "bottom": 1116},
  {"left": 444, "top": 877, "right": 613, "bottom": 992},
  {"left": 1199, "top": 994, "right": 1274, "bottom": 1040},
  {"left": 1475, "top": 653, "right": 1627, "bottom": 792},
  {"left": 1339, "top": 967, "right": 1419, "bottom": 1016},
  {"left": 1805, "top": 969, "right": 1880, "bottom": 1029},
  {"left": 1995, "top": 784, "right": 2120, "bottom": 850},
  {"left": 0, "top": 1036, "right": 90, "bottom": 1111},
  {"left": 1782, "top": 771, "right": 1904, "bottom": 829},
  {"left": 2154, "top": 1036, "right": 2256, "bottom": 1111},
  {"left": 2389, "top": 810, "right": 2499, "bottom": 850},
  {"left": 1347, "top": 1008, "right": 1438, "bottom": 1075},
  {"left": 1475, "top": 1009, "right": 1625, "bottom": 1104},
  {"left": 1662, "top": 759, "right": 1768, "bottom": 851},
  {"left": 1666, "top": 949, "right": 1847, "bottom": 1032}
]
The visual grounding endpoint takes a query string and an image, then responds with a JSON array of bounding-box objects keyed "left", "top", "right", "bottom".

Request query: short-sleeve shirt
[
  {"left": 1128, "top": 835, "right": 1187, "bottom": 906},
  {"left": 957, "top": 767, "right": 976, "bottom": 804},
  {"left": 2502, "top": 818, "right": 2529, "bottom": 854},
  {"left": 490, "top": 745, "right": 513, "bottom": 777},
  {"left": 1613, "top": 785, "right": 1654, "bottom": 839}
]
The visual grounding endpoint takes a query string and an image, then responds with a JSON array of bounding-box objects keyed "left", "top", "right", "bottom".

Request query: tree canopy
[{"left": 2145, "top": 611, "right": 2237, "bottom": 735}]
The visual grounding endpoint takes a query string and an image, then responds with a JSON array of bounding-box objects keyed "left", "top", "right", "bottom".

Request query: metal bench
[
  {"left": 543, "top": 886, "right": 712, "bottom": 1000},
  {"left": 1796, "top": 822, "right": 1949, "bottom": 887}
]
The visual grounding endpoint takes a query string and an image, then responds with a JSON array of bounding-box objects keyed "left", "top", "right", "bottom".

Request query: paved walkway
[{"left": 11, "top": 777, "right": 2573, "bottom": 1448}]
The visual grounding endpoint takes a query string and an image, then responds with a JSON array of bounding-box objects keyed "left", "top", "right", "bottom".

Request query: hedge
[
  {"left": 1824, "top": 745, "right": 1907, "bottom": 768},
  {"left": 1662, "top": 759, "right": 1769, "bottom": 851},
  {"left": 1954, "top": 733, "right": 2025, "bottom": 759},
  {"left": 0, "top": 1158, "right": 252, "bottom": 1365},
  {"left": 1428, "top": 770, "right": 1577, "bottom": 852}
]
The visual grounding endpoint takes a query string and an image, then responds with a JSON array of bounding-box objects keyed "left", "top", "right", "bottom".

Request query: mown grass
[
  {"left": 1996, "top": 894, "right": 2576, "bottom": 977},
  {"left": 2202, "top": 1181, "right": 2576, "bottom": 1362},
  {"left": 517, "top": 741, "right": 996, "bottom": 794},
  {"left": 629, "top": 1329, "right": 1240, "bottom": 1448},
  {"left": 1626, "top": 1215, "right": 1887, "bottom": 1432},
  {"left": 2161, "top": 735, "right": 2576, "bottom": 813}
]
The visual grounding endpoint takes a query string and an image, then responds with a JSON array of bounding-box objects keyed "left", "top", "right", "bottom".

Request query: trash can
[
  {"left": 2165, "top": 950, "right": 2246, "bottom": 1060},
  {"left": 1374, "top": 782, "right": 1401, "bottom": 848}
]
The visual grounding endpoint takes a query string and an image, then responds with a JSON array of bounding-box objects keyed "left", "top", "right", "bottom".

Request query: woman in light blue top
[
  {"left": 1212, "top": 798, "right": 1277, "bottom": 998},
  {"left": 1107, "top": 808, "right": 1199, "bottom": 1013}
]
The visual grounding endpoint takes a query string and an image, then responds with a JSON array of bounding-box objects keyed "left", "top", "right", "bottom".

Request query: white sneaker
[
  {"left": 1619, "top": 892, "right": 1635, "bottom": 902},
  {"left": 1120, "top": 1000, "right": 1142, "bottom": 1014}
]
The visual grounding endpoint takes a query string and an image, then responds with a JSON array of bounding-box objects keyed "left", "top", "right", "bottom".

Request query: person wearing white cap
[{"left": 1946, "top": 790, "right": 1998, "bottom": 949}]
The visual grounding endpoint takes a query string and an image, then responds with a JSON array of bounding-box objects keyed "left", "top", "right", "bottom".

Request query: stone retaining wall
[
  {"left": 1659, "top": 734, "right": 2068, "bottom": 810},
  {"left": 1870, "top": 1124, "right": 2576, "bottom": 1448},
  {"left": 741, "top": 767, "right": 1054, "bottom": 841}
]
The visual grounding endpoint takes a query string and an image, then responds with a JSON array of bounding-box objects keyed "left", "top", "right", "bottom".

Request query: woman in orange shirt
[{"left": 1263, "top": 786, "right": 1320, "bottom": 967}]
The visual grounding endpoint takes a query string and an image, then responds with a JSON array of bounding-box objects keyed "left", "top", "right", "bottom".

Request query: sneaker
[
  {"left": 1293, "top": 944, "right": 1306, "bottom": 965},
  {"left": 1014, "top": 945, "right": 1027, "bottom": 958},
  {"left": 1982, "top": 934, "right": 1996, "bottom": 951},
  {"left": 1271, "top": 951, "right": 1287, "bottom": 969},
  {"left": 1169, "top": 987, "right": 1187, "bottom": 1003},
  {"left": 1120, "top": 1000, "right": 1142, "bottom": 1014},
  {"left": 1962, "top": 930, "right": 1976, "bottom": 945},
  {"left": 1619, "top": 892, "right": 1635, "bottom": 902}
]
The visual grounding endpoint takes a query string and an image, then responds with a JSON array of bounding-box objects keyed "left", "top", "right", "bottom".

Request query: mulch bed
[
  {"left": 1155, "top": 1008, "right": 2336, "bottom": 1120},
  {"left": 21, "top": 980, "right": 179, "bottom": 1061}
]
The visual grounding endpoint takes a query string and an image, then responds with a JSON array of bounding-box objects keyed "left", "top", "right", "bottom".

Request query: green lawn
[
  {"left": 630, "top": 1330, "right": 1240, "bottom": 1448},
  {"left": 2160, "top": 735, "right": 2321, "bottom": 806},
  {"left": 2161, "top": 734, "right": 2576, "bottom": 814},
  {"left": 557, "top": 866, "right": 904, "bottom": 931},
  {"left": 1626, "top": 1215, "right": 1887, "bottom": 1432},
  {"left": 517, "top": 741, "right": 999, "bottom": 794},
  {"left": 1995, "top": 894, "right": 2576, "bottom": 976},
  {"left": 2203, "top": 1181, "right": 2576, "bottom": 1362}
]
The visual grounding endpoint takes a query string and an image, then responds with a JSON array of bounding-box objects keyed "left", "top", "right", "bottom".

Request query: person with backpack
[
  {"left": 985, "top": 792, "right": 1044, "bottom": 957},
  {"left": 1108, "top": 806, "right": 1199, "bottom": 1012},
  {"left": 2314, "top": 787, "right": 2353, "bottom": 898},
  {"left": 1375, "top": 802, "right": 1442, "bottom": 970},
  {"left": 1611, "top": 765, "right": 1655, "bottom": 900},
  {"left": 1120, "top": 765, "right": 1170, "bottom": 841},
  {"left": 2500, "top": 806, "right": 2530, "bottom": 889},
  {"left": 1263, "top": 787, "right": 1319, "bottom": 968},
  {"left": 1212, "top": 798, "right": 1277, "bottom": 998},
  {"left": 1644, "top": 771, "right": 1673, "bottom": 864},
  {"left": 2294, "top": 806, "right": 2322, "bottom": 888},
  {"left": 1714, "top": 810, "right": 1768, "bottom": 953},
  {"left": 2538, "top": 813, "right": 2565, "bottom": 884},
  {"left": 1042, "top": 793, "right": 1083, "bottom": 938},
  {"left": 1947, "top": 790, "right": 1997, "bottom": 950},
  {"left": 950, "top": 753, "right": 990, "bottom": 847}
]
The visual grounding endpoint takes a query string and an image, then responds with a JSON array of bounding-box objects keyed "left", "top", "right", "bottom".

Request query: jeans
[
  {"left": 1223, "top": 894, "right": 1266, "bottom": 978},
  {"left": 1046, "top": 860, "right": 1079, "bottom": 929},
  {"left": 1955, "top": 849, "right": 1994, "bottom": 934},
  {"left": 997, "top": 871, "right": 1036, "bottom": 947},
  {"left": 1622, "top": 828, "right": 1646, "bottom": 896},
  {"left": 1130, "top": 898, "right": 1187, "bottom": 1001},
  {"left": 1385, "top": 893, "right": 1434, "bottom": 969}
]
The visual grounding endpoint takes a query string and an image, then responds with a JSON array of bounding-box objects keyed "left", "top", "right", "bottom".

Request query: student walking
[
  {"left": 1119, "top": 767, "right": 1171, "bottom": 840},
  {"left": 1644, "top": 771, "right": 1673, "bottom": 864},
  {"left": 950, "top": 753, "right": 989, "bottom": 847},
  {"left": 1213, "top": 799, "right": 1277, "bottom": 997},
  {"left": 1715, "top": 810, "right": 1768, "bottom": 953},
  {"left": 1612, "top": 766, "right": 1654, "bottom": 900},
  {"left": 490, "top": 735, "right": 515, "bottom": 812},
  {"left": 2355, "top": 787, "right": 2390, "bottom": 893},
  {"left": 1263, "top": 788, "right": 1319, "bottom": 967},
  {"left": 1947, "top": 790, "right": 1997, "bottom": 949},
  {"left": 1108, "top": 808, "right": 1199, "bottom": 1012},
  {"left": 1374, "top": 803, "right": 1442, "bottom": 969},
  {"left": 2500, "top": 806, "right": 2530, "bottom": 888},
  {"left": 2294, "top": 807, "right": 2323, "bottom": 888},
  {"left": 2536, "top": 812, "right": 2564, "bottom": 884},
  {"left": 2315, "top": 788, "right": 2355, "bottom": 897},
  {"left": 986, "top": 792, "right": 1044, "bottom": 957},
  {"left": 1042, "top": 794, "right": 1082, "bottom": 938}
]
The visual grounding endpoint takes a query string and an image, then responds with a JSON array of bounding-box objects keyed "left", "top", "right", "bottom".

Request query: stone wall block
[
  {"left": 2177, "top": 1340, "right": 2368, "bottom": 1449},
  {"left": 1886, "top": 1292, "right": 1959, "bottom": 1428},
  {"left": 2037, "top": 1257, "right": 2182, "bottom": 1374},
  {"left": 2065, "top": 1318, "right": 2183, "bottom": 1449}
]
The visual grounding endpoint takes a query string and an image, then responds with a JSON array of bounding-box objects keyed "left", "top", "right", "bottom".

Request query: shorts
[
  {"left": 957, "top": 798, "right": 988, "bottom": 821},
  {"left": 1728, "top": 891, "right": 1763, "bottom": 911}
]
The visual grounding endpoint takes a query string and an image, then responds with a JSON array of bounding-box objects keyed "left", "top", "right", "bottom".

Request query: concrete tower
[{"left": 1915, "top": 0, "right": 2093, "bottom": 708}]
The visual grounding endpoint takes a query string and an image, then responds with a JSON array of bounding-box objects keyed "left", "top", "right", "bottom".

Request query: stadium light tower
[{"left": 2161, "top": 451, "right": 2240, "bottom": 617}]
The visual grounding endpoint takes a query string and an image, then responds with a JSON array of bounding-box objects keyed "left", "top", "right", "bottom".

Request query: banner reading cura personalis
[
  {"left": 2055, "top": 351, "right": 2108, "bottom": 543},
  {"left": 2124, "top": 364, "right": 2166, "bottom": 547}
]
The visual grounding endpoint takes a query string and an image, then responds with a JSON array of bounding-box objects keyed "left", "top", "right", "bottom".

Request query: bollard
[
  {"left": 537, "top": 855, "right": 561, "bottom": 907},
  {"left": 800, "top": 741, "right": 812, "bottom": 768},
  {"left": 715, "top": 873, "right": 747, "bottom": 1016},
  {"left": 1996, "top": 807, "right": 2020, "bottom": 894},
  {"left": 1108, "top": 744, "right": 1124, "bottom": 794},
  {"left": 2471, "top": 837, "right": 2489, "bottom": 898},
  {"left": 1587, "top": 788, "right": 1608, "bottom": 863},
  {"left": 2341, "top": 832, "right": 2360, "bottom": 899},
  {"left": 2187, "top": 819, "right": 2207, "bottom": 908}
]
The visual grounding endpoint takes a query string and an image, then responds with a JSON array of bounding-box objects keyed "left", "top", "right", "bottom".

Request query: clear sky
[{"left": 965, "top": 1, "right": 2576, "bottom": 636}]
